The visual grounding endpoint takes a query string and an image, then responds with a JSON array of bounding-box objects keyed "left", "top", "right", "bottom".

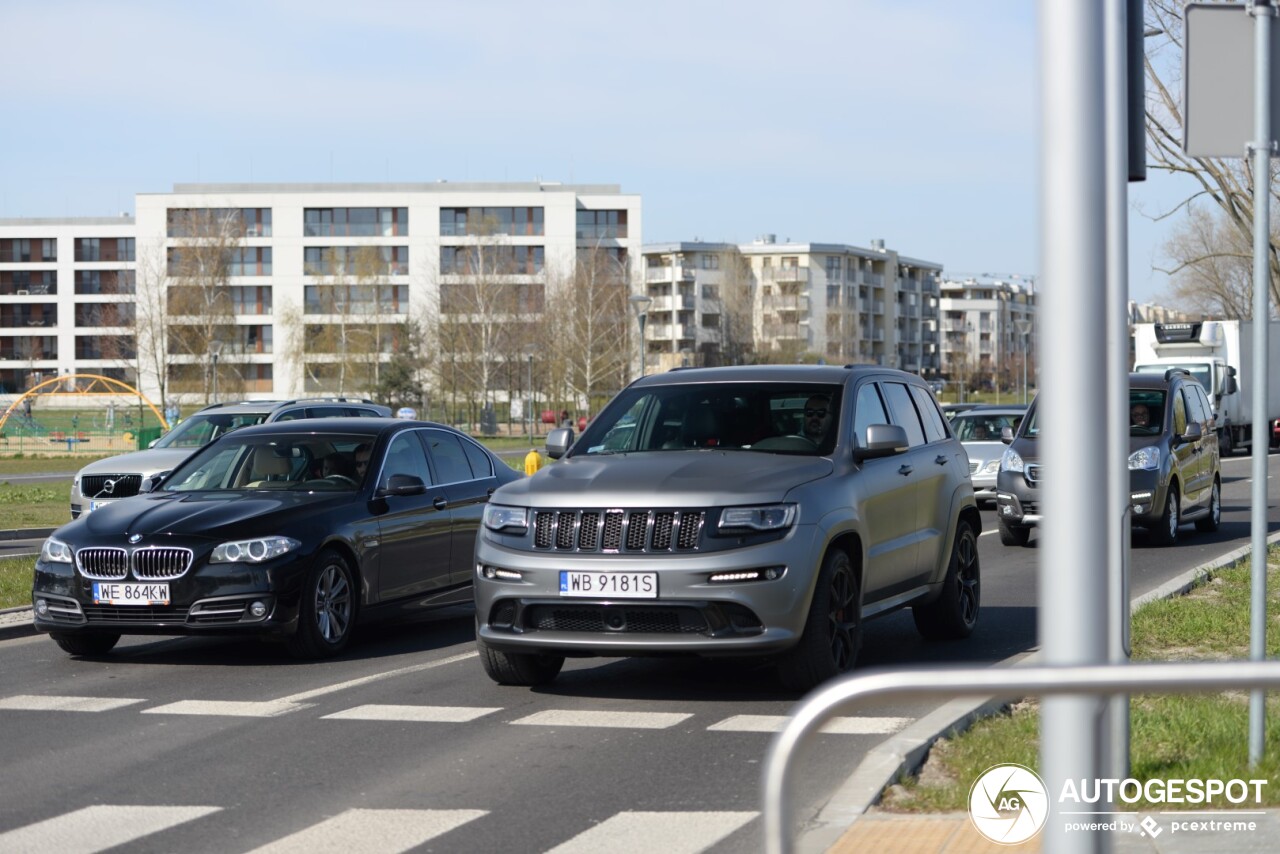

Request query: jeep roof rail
[
  {"left": 194, "top": 400, "right": 284, "bottom": 413},
  {"left": 1164, "top": 368, "right": 1192, "bottom": 382}
]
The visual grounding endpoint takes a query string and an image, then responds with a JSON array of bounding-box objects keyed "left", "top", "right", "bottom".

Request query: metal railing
[{"left": 762, "top": 661, "right": 1280, "bottom": 854}]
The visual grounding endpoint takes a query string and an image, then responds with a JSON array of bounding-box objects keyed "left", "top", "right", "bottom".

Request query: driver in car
[{"left": 803, "top": 394, "right": 833, "bottom": 444}]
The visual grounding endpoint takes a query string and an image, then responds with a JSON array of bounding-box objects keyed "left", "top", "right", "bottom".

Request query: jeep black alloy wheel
[
  {"left": 477, "top": 631, "right": 566, "bottom": 686},
  {"left": 776, "top": 548, "right": 862, "bottom": 692},
  {"left": 288, "top": 549, "right": 354, "bottom": 658},
  {"left": 913, "top": 519, "right": 981, "bottom": 640}
]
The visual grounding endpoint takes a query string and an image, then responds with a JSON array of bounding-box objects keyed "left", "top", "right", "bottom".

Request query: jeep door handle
[
  {"left": 935, "top": 455, "right": 948, "bottom": 466},
  {"left": 898, "top": 464, "right": 914, "bottom": 477}
]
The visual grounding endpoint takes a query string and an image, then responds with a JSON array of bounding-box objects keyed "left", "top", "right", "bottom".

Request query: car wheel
[
  {"left": 476, "top": 633, "right": 564, "bottom": 686},
  {"left": 50, "top": 632, "right": 120, "bottom": 657},
  {"left": 287, "top": 548, "right": 355, "bottom": 659},
  {"left": 998, "top": 519, "right": 1031, "bottom": 547},
  {"left": 1151, "top": 483, "right": 1180, "bottom": 546},
  {"left": 913, "top": 519, "right": 981, "bottom": 640},
  {"left": 776, "top": 548, "right": 861, "bottom": 692},
  {"left": 1195, "top": 477, "right": 1221, "bottom": 532}
]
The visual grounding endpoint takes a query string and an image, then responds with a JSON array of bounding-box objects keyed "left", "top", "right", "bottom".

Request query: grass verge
[
  {"left": 880, "top": 544, "right": 1280, "bottom": 811},
  {"left": 0, "top": 554, "right": 36, "bottom": 609},
  {"left": 0, "top": 480, "right": 71, "bottom": 529}
]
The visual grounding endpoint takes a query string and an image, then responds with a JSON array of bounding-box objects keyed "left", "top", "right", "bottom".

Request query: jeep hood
[{"left": 493, "top": 450, "right": 833, "bottom": 508}]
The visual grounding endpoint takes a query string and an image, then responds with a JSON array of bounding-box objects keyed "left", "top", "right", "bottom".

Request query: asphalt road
[{"left": 0, "top": 452, "right": 1275, "bottom": 853}]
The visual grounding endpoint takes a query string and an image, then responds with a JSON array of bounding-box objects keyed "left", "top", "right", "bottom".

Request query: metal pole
[
  {"left": 527, "top": 354, "right": 534, "bottom": 445},
  {"left": 638, "top": 314, "right": 647, "bottom": 377},
  {"left": 211, "top": 353, "right": 218, "bottom": 404},
  {"left": 1104, "top": 0, "right": 1133, "bottom": 784},
  {"left": 1040, "top": 2, "right": 1109, "bottom": 852},
  {"left": 1248, "top": 0, "right": 1273, "bottom": 768}
]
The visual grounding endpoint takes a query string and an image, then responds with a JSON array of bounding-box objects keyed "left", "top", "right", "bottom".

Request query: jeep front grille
[{"left": 532, "top": 509, "right": 704, "bottom": 553}]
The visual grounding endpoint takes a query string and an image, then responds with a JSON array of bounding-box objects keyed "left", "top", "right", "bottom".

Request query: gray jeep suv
[
  {"left": 473, "top": 365, "right": 982, "bottom": 691},
  {"left": 70, "top": 398, "right": 390, "bottom": 518}
]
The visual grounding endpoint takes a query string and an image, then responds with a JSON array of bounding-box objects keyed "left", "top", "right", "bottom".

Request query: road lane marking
[
  {"left": 545, "top": 811, "right": 757, "bottom": 854},
  {"left": 0, "top": 805, "right": 220, "bottom": 854},
  {"left": 246, "top": 808, "right": 486, "bottom": 854},
  {"left": 0, "top": 694, "right": 145, "bottom": 713},
  {"left": 274, "top": 651, "right": 479, "bottom": 705},
  {"left": 143, "top": 700, "right": 309, "bottom": 717},
  {"left": 322, "top": 704, "right": 500, "bottom": 722},
  {"left": 706, "top": 714, "right": 910, "bottom": 734},
  {"left": 511, "top": 709, "right": 693, "bottom": 729}
]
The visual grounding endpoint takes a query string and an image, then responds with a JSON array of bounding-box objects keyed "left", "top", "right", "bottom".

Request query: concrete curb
[
  {"left": 803, "top": 529, "right": 1280, "bottom": 851},
  {"left": 0, "top": 527, "right": 54, "bottom": 541}
]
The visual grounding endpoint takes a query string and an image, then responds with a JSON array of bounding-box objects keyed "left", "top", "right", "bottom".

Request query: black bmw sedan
[{"left": 32, "top": 418, "right": 520, "bottom": 658}]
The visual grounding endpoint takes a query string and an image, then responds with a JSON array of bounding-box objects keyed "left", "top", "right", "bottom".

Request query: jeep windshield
[{"left": 576, "top": 383, "right": 843, "bottom": 456}]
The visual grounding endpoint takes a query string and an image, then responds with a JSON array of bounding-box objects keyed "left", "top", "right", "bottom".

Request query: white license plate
[
  {"left": 559, "top": 571, "right": 658, "bottom": 599},
  {"left": 92, "top": 582, "right": 170, "bottom": 605},
  {"left": 87, "top": 499, "right": 115, "bottom": 513}
]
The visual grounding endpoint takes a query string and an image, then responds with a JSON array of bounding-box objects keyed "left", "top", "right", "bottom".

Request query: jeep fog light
[
  {"left": 480, "top": 565, "right": 521, "bottom": 581},
  {"left": 709, "top": 567, "right": 784, "bottom": 583}
]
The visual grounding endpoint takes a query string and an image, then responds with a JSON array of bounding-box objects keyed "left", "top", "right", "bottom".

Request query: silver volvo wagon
[{"left": 473, "top": 365, "right": 981, "bottom": 691}]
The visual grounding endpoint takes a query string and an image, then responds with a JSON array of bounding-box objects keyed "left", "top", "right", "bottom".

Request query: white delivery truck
[{"left": 1132, "top": 319, "right": 1280, "bottom": 455}]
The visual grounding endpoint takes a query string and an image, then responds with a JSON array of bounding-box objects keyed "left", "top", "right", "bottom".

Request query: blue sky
[{"left": 1, "top": 0, "right": 1188, "bottom": 304}]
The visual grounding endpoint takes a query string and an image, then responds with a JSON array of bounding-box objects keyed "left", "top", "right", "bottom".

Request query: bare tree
[
  {"left": 712, "top": 249, "right": 756, "bottom": 366},
  {"left": 1160, "top": 204, "right": 1255, "bottom": 317},
  {"left": 1144, "top": 1, "right": 1280, "bottom": 315},
  {"left": 554, "top": 246, "right": 631, "bottom": 416}
]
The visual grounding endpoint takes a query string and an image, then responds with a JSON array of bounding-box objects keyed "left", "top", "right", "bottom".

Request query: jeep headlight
[
  {"left": 483, "top": 504, "right": 529, "bottom": 533},
  {"left": 718, "top": 504, "right": 796, "bottom": 532},
  {"left": 40, "top": 538, "right": 73, "bottom": 564},
  {"left": 1128, "top": 446, "right": 1161, "bottom": 471},
  {"left": 1000, "top": 448, "right": 1024, "bottom": 473},
  {"left": 210, "top": 536, "right": 300, "bottom": 564}
]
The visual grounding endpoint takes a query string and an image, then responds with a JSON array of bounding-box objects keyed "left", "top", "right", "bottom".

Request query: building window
[
  {"left": 74, "top": 270, "right": 133, "bottom": 295},
  {"left": 75, "top": 335, "right": 134, "bottom": 360},
  {"left": 231, "top": 286, "right": 273, "bottom": 315},
  {"left": 440, "top": 245, "right": 543, "bottom": 275},
  {"left": 701, "top": 254, "right": 720, "bottom": 270},
  {"left": 228, "top": 247, "right": 273, "bottom": 276},
  {"left": 303, "top": 246, "right": 406, "bottom": 276},
  {"left": 168, "top": 208, "right": 272, "bottom": 238},
  {"left": 75, "top": 238, "right": 135, "bottom": 262},
  {"left": 440, "top": 207, "right": 544, "bottom": 237},
  {"left": 74, "top": 303, "right": 136, "bottom": 328},
  {"left": 0, "top": 304, "right": 57, "bottom": 327},
  {"left": 1, "top": 270, "right": 57, "bottom": 296},
  {"left": 576, "top": 209, "right": 628, "bottom": 239},
  {"left": 304, "top": 207, "right": 407, "bottom": 237},
  {"left": 0, "top": 238, "right": 57, "bottom": 263},
  {"left": 1, "top": 336, "right": 58, "bottom": 360},
  {"left": 304, "top": 284, "right": 408, "bottom": 315}
]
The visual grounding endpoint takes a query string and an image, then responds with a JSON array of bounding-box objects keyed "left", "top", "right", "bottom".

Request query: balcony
[
  {"left": 645, "top": 267, "right": 673, "bottom": 283},
  {"left": 762, "top": 266, "right": 809, "bottom": 284},
  {"left": 762, "top": 294, "right": 810, "bottom": 313}
]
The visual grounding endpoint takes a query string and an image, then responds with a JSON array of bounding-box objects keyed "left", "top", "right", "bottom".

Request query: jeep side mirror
[
  {"left": 1001, "top": 426, "right": 1015, "bottom": 444},
  {"left": 546, "top": 427, "right": 574, "bottom": 460},
  {"left": 854, "top": 424, "right": 909, "bottom": 461}
]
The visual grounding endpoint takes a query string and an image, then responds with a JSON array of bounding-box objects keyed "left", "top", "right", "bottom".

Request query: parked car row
[{"left": 32, "top": 368, "right": 985, "bottom": 692}]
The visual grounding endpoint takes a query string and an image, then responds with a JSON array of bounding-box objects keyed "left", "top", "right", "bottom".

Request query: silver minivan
[{"left": 473, "top": 365, "right": 981, "bottom": 691}]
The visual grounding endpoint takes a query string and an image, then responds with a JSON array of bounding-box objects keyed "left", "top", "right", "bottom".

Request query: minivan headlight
[
  {"left": 210, "top": 536, "right": 300, "bottom": 564},
  {"left": 40, "top": 538, "right": 73, "bottom": 564},
  {"left": 718, "top": 504, "right": 796, "bottom": 532},
  {"left": 1128, "top": 446, "right": 1161, "bottom": 471},
  {"left": 1000, "top": 448, "right": 1024, "bottom": 473},
  {"left": 483, "top": 505, "right": 529, "bottom": 533}
]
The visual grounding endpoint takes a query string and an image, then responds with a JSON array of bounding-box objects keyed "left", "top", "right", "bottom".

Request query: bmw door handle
[
  {"left": 433, "top": 497, "right": 448, "bottom": 511},
  {"left": 898, "top": 464, "right": 914, "bottom": 477}
]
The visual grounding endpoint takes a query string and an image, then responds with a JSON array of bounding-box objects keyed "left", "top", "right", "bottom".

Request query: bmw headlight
[
  {"left": 1128, "top": 446, "right": 1161, "bottom": 471},
  {"left": 40, "top": 538, "right": 73, "bottom": 564},
  {"left": 210, "top": 536, "right": 301, "bottom": 564},
  {"left": 1000, "top": 448, "right": 1024, "bottom": 473},
  {"left": 483, "top": 504, "right": 529, "bottom": 533},
  {"left": 718, "top": 504, "right": 796, "bottom": 532}
]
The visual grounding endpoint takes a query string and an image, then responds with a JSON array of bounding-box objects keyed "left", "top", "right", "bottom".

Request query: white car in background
[{"left": 950, "top": 407, "right": 1026, "bottom": 506}]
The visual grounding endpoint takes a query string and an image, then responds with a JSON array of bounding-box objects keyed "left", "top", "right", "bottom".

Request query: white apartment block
[
  {"left": 937, "top": 277, "right": 1037, "bottom": 392},
  {"left": 640, "top": 236, "right": 943, "bottom": 375},
  {"left": 1, "top": 182, "right": 641, "bottom": 402}
]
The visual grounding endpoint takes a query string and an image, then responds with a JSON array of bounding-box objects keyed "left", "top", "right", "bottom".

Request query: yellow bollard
[{"left": 523, "top": 448, "right": 544, "bottom": 476}]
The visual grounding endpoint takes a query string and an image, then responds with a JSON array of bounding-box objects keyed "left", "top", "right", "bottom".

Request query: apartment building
[
  {"left": 0, "top": 182, "right": 642, "bottom": 401},
  {"left": 640, "top": 236, "right": 943, "bottom": 375},
  {"left": 937, "top": 277, "right": 1037, "bottom": 393}
]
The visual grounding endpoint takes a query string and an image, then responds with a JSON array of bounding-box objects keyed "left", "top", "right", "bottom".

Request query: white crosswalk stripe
[
  {"left": 545, "top": 810, "right": 757, "bottom": 854},
  {"left": 706, "top": 713, "right": 911, "bottom": 734},
  {"left": 142, "top": 699, "right": 309, "bottom": 717},
  {"left": 0, "top": 805, "right": 221, "bottom": 854},
  {"left": 0, "top": 694, "right": 145, "bottom": 713},
  {"left": 322, "top": 704, "right": 500, "bottom": 722},
  {"left": 512, "top": 709, "right": 693, "bottom": 729},
  {"left": 245, "top": 808, "right": 487, "bottom": 854}
]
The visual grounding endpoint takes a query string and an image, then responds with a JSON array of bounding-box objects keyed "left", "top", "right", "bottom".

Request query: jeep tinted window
[
  {"left": 881, "top": 382, "right": 926, "bottom": 447},
  {"left": 908, "top": 385, "right": 948, "bottom": 443},
  {"left": 853, "top": 383, "right": 889, "bottom": 446}
]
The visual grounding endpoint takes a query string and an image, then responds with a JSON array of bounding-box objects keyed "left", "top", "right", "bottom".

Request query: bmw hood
[
  {"left": 76, "top": 448, "right": 197, "bottom": 478},
  {"left": 492, "top": 451, "right": 833, "bottom": 508},
  {"left": 59, "top": 491, "right": 342, "bottom": 542}
]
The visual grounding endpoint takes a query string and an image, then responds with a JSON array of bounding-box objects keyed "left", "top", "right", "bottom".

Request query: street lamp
[
  {"left": 1014, "top": 319, "right": 1033, "bottom": 405},
  {"left": 524, "top": 343, "right": 537, "bottom": 444},
  {"left": 628, "top": 294, "right": 652, "bottom": 378},
  {"left": 208, "top": 340, "right": 223, "bottom": 404}
]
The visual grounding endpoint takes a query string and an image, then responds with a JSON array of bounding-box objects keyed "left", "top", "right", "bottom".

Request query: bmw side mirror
[
  {"left": 546, "top": 427, "right": 574, "bottom": 460},
  {"left": 1001, "top": 426, "right": 1014, "bottom": 444},
  {"left": 379, "top": 474, "right": 427, "bottom": 497},
  {"left": 854, "top": 424, "right": 909, "bottom": 461}
]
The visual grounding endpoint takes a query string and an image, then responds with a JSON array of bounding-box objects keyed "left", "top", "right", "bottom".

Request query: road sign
[{"left": 1183, "top": 2, "right": 1280, "bottom": 157}]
